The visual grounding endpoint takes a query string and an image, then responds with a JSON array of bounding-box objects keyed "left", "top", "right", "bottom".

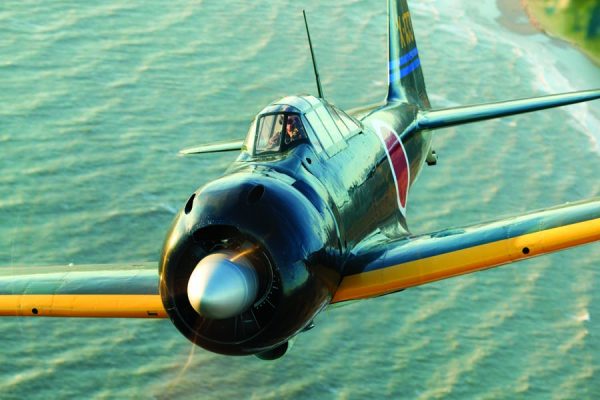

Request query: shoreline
[{"left": 520, "top": 0, "right": 600, "bottom": 65}]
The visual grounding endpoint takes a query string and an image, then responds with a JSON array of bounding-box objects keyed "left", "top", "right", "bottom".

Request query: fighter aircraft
[{"left": 1, "top": 0, "right": 599, "bottom": 361}]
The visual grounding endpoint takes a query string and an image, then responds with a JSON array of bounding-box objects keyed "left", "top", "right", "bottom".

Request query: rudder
[{"left": 387, "top": 0, "right": 430, "bottom": 109}]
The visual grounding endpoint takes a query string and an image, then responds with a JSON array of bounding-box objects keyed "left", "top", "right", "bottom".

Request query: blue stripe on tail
[{"left": 386, "top": 0, "right": 430, "bottom": 108}]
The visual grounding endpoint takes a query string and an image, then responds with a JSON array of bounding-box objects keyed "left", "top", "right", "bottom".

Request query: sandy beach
[{"left": 520, "top": 0, "right": 600, "bottom": 65}]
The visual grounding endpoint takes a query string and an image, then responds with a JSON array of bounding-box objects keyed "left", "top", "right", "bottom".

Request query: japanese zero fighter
[{"left": 2, "top": 0, "right": 599, "bottom": 360}]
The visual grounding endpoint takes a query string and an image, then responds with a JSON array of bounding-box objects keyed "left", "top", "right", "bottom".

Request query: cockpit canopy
[
  {"left": 254, "top": 113, "right": 308, "bottom": 155},
  {"left": 244, "top": 95, "right": 361, "bottom": 157}
]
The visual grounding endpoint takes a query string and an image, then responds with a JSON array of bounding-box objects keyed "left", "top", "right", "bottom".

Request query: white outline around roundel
[{"left": 371, "top": 119, "right": 410, "bottom": 216}]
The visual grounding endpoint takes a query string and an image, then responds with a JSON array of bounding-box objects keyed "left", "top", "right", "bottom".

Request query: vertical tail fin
[{"left": 387, "top": 0, "right": 430, "bottom": 109}]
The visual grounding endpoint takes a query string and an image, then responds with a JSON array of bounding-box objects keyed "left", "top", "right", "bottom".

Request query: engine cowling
[{"left": 159, "top": 173, "right": 340, "bottom": 357}]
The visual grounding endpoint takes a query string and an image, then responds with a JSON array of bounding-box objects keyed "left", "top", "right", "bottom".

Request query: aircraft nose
[{"left": 187, "top": 251, "right": 259, "bottom": 319}]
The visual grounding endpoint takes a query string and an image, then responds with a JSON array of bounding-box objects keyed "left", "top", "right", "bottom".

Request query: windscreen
[{"left": 254, "top": 113, "right": 307, "bottom": 155}]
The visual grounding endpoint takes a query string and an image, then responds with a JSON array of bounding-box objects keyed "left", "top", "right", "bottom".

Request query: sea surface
[{"left": 1, "top": 1, "right": 599, "bottom": 399}]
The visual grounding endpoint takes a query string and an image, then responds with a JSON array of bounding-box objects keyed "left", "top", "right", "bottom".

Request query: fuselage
[
  {"left": 232, "top": 96, "right": 431, "bottom": 258},
  {"left": 159, "top": 94, "right": 432, "bottom": 357}
]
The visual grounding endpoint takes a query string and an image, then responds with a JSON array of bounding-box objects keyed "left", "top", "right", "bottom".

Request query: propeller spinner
[{"left": 187, "top": 251, "right": 259, "bottom": 320}]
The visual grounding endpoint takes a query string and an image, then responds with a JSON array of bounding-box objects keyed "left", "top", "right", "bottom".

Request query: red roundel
[{"left": 373, "top": 121, "right": 410, "bottom": 213}]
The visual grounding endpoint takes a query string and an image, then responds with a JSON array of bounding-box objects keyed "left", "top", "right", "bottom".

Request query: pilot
[{"left": 285, "top": 115, "right": 303, "bottom": 144}]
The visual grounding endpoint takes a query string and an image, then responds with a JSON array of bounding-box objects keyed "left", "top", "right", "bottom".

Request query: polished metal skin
[
  {"left": 160, "top": 173, "right": 338, "bottom": 356},
  {"left": 187, "top": 252, "right": 258, "bottom": 319}
]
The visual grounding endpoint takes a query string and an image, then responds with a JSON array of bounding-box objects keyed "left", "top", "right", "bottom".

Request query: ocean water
[{"left": 1, "top": 1, "right": 599, "bottom": 398}]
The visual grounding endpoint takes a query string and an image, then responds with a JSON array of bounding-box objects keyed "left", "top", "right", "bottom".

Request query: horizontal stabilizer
[
  {"left": 0, "top": 263, "right": 166, "bottom": 318},
  {"left": 179, "top": 139, "right": 244, "bottom": 155},
  {"left": 333, "top": 198, "right": 600, "bottom": 303},
  {"left": 417, "top": 89, "right": 600, "bottom": 130}
]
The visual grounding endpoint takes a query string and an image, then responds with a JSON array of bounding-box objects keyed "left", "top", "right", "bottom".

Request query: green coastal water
[{"left": 1, "top": 1, "right": 599, "bottom": 398}]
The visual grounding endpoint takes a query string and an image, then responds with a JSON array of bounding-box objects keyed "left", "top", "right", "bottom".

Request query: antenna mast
[{"left": 303, "top": 10, "right": 324, "bottom": 98}]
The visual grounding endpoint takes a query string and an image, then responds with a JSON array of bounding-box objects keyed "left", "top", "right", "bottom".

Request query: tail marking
[{"left": 389, "top": 47, "right": 421, "bottom": 83}]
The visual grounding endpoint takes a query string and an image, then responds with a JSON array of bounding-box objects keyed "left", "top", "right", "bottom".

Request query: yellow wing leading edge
[
  {"left": 333, "top": 199, "right": 600, "bottom": 303},
  {"left": 0, "top": 263, "right": 166, "bottom": 318}
]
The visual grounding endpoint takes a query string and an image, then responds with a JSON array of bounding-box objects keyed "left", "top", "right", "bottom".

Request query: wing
[
  {"left": 0, "top": 263, "right": 166, "bottom": 318},
  {"left": 416, "top": 89, "right": 600, "bottom": 131},
  {"left": 333, "top": 198, "right": 600, "bottom": 303},
  {"left": 179, "top": 139, "right": 244, "bottom": 155}
]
